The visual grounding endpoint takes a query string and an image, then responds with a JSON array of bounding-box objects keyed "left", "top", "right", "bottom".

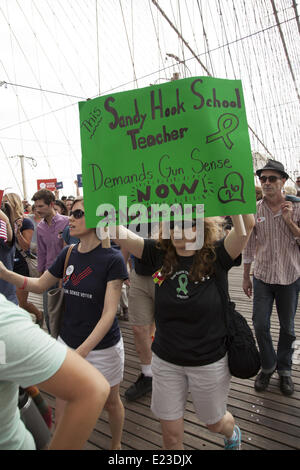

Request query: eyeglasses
[
  {"left": 259, "top": 175, "right": 282, "bottom": 183},
  {"left": 69, "top": 209, "right": 85, "bottom": 219}
]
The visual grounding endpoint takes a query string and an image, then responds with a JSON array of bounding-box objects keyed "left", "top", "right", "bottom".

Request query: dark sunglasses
[
  {"left": 169, "top": 220, "right": 196, "bottom": 229},
  {"left": 259, "top": 175, "right": 282, "bottom": 183},
  {"left": 69, "top": 209, "right": 85, "bottom": 219}
]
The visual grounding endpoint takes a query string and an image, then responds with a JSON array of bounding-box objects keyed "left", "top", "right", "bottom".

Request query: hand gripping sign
[{"left": 78, "top": 76, "right": 256, "bottom": 229}]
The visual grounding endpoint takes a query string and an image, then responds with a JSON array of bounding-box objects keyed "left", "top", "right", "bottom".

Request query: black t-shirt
[
  {"left": 134, "top": 256, "right": 154, "bottom": 276},
  {"left": 141, "top": 238, "right": 241, "bottom": 366},
  {"left": 49, "top": 244, "right": 128, "bottom": 350}
]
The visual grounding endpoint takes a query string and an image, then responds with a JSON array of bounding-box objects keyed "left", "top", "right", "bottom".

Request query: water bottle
[{"left": 19, "top": 390, "right": 51, "bottom": 450}]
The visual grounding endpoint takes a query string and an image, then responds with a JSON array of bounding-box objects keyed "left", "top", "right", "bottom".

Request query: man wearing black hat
[{"left": 243, "top": 159, "right": 300, "bottom": 396}]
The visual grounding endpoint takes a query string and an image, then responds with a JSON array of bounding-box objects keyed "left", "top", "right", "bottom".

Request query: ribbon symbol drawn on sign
[{"left": 206, "top": 113, "right": 239, "bottom": 150}]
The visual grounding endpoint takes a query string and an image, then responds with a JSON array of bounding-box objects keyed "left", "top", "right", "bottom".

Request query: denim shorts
[{"left": 151, "top": 353, "right": 231, "bottom": 425}]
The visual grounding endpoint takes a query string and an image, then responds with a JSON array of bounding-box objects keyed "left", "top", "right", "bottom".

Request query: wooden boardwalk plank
[{"left": 40, "top": 265, "right": 300, "bottom": 450}]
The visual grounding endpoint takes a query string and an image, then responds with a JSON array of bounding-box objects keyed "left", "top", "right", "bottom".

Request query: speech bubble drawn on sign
[
  {"left": 206, "top": 113, "right": 239, "bottom": 150},
  {"left": 218, "top": 171, "right": 245, "bottom": 204}
]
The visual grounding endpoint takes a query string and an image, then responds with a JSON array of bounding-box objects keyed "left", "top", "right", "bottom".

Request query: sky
[{"left": 0, "top": 0, "right": 299, "bottom": 199}]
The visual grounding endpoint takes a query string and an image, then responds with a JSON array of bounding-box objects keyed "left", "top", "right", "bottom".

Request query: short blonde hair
[{"left": 284, "top": 185, "right": 297, "bottom": 195}]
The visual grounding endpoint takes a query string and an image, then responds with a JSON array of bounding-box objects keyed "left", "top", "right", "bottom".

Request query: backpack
[
  {"left": 224, "top": 300, "right": 261, "bottom": 379},
  {"left": 214, "top": 278, "right": 261, "bottom": 379}
]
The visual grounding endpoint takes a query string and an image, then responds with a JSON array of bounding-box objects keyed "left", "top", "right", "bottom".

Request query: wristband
[{"left": 20, "top": 277, "right": 28, "bottom": 290}]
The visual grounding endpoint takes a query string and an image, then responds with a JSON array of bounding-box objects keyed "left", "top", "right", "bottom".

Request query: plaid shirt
[{"left": 243, "top": 198, "right": 300, "bottom": 285}]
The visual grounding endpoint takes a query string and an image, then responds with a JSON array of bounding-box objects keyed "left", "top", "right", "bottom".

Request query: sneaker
[
  {"left": 254, "top": 371, "right": 273, "bottom": 392},
  {"left": 280, "top": 376, "right": 294, "bottom": 396},
  {"left": 224, "top": 425, "right": 242, "bottom": 450},
  {"left": 124, "top": 373, "right": 152, "bottom": 401}
]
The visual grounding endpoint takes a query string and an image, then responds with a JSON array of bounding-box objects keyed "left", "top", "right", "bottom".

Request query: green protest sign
[{"left": 78, "top": 76, "right": 256, "bottom": 228}]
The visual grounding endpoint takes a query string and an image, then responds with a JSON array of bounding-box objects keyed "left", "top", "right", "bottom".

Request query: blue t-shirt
[
  {"left": 48, "top": 244, "right": 128, "bottom": 350},
  {"left": 62, "top": 225, "right": 79, "bottom": 245}
]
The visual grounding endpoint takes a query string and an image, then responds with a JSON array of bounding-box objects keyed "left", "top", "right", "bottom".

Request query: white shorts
[
  {"left": 151, "top": 353, "right": 231, "bottom": 425},
  {"left": 57, "top": 336, "right": 124, "bottom": 387}
]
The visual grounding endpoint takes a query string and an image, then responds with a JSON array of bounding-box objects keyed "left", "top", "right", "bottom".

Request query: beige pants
[{"left": 128, "top": 270, "right": 155, "bottom": 326}]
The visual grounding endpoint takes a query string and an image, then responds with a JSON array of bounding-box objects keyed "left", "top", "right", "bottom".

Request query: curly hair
[{"left": 156, "top": 217, "right": 223, "bottom": 282}]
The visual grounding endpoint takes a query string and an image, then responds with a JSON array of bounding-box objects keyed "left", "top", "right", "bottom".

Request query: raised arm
[
  {"left": 224, "top": 214, "right": 255, "bottom": 260},
  {"left": 0, "top": 261, "right": 59, "bottom": 293},
  {"left": 15, "top": 219, "right": 33, "bottom": 251},
  {"left": 112, "top": 225, "right": 144, "bottom": 259},
  {"left": 281, "top": 201, "right": 300, "bottom": 239},
  {"left": 37, "top": 348, "right": 110, "bottom": 450}
]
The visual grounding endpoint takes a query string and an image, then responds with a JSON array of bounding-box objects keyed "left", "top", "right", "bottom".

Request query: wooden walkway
[{"left": 39, "top": 265, "right": 300, "bottom": 451}]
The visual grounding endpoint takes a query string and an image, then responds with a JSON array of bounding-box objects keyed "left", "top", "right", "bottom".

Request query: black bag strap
[{"left": 213, "top": 270, "right": 234, "bottom": 331}]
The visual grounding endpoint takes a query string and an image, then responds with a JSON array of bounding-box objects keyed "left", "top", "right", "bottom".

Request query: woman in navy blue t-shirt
[{"left": 0, "top": 196, "right": 128, "bottom": 450}]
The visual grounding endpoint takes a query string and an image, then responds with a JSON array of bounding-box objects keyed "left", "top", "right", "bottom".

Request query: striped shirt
[
  {"left": 0, "top": 220, "right": 8, "bottom": 243},
  {"left": 243, "top": 198, "right": 300, "bottom": 285}
]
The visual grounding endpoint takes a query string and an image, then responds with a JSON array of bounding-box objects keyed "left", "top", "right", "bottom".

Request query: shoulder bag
[
  {"left": 48, "top": 244, "right": 74, "bottom": 339},
  {"left": 16, "top": 241, "right": 40, "bottom": 278},
  {"left": 21, "top": 250, "right": 40, "bottom": 278},
  {"left": 215, "top": 276, "right": 261, "bottom": 379}
]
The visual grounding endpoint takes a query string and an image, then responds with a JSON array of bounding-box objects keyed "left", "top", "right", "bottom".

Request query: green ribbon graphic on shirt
[{"left": 176, "top": 274, "right": 189, "bottom": 295}]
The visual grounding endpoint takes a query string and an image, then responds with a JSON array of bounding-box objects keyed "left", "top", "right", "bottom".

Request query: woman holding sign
[
  {"left": 0, "top": 196, "right": 128, "bottom": 450},
  {"left": 112, "top": 213, "right": 254, "bottom": 450}
]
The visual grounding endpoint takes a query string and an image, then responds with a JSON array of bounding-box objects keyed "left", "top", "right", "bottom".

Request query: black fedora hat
[{"left": 256, "top": 159, "right": 289, "bottom": 180}]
